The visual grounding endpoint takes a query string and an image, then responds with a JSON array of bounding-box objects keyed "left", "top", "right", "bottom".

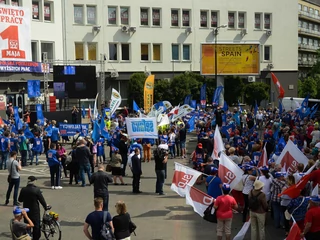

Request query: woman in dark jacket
[
  {"left": 68, "top": 147, "right": 79, "bottom": 185},
  {"left": 112, "top": 201, "right": 131, "bottom": 240}
]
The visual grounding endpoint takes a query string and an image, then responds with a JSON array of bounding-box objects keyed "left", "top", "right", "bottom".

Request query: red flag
[
  {"left": 286, "top": 220, "right": 305, "bottom": 240},
  {"left": 257, "top": 143, "right": 267, "bottom": 168},
  {"left": 280, "top": 173, "right": 311, "bottom": 198},
  {"left": 0, "top": 117, "right": 3, "bottom": 125},
  {"left": 185, "top": 185, "right": 214, "bottom": 217},
  {"left": 271, "top": 72, "right": 285, "bottom": 99}
]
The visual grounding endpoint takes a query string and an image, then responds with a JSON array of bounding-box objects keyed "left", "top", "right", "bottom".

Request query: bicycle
[{"left": 41, "top": 205, "right": 62, "bottom": 240}]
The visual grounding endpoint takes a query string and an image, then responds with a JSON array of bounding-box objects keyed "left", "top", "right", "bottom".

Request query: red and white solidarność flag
[
  {"left": 271, "top": 72, "right": 285, "bottom": 99},
  {"left": 185, "top": 185, "right": 214, "bottom": 217},
  {"left": 212, "top": 125, "right": 225, "bottom": 160}
]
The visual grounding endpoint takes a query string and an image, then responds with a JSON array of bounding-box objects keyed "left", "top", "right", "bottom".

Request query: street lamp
[{"left": 213, "top": 24, "right": 227, "bottom": 82}]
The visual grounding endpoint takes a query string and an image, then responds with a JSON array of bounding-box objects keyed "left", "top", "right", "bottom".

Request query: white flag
[
  {"left": 93, "top": 93, "right": 99, "bottom": 120},
  {"left": 110, "top": 88, "right": 122, "bottom": 116},
  {"left": 312, "top": 184, "right": 319, "bottom": 196},
  {"left": 218, "top": 152, "right": 244, "bottom": 190},
  {"left": 158, "top": 114, "right": 170, "bottom": 127},
  {"left": 171, "top": 162, "right": 202, "bottom": 197},
  {"left": 233, "top": 220, "right": 251, "bottom": 240},
  {"left": 212, "top": 125, "right": 225, "bottom": 159},
  {"left": 185, "top": 185, "right": 214, "bottom": 217}
]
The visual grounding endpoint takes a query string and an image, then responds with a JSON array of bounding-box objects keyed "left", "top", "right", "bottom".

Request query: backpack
[
  {"left": 100, "top": 211, "right": 115, "bottom": 240},
  {"left": 248, "top": 190, "right": 262, "bottom": 211}
]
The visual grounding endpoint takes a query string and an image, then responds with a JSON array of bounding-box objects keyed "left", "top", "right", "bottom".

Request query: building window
[
  {"left": 315, "top": 24, "right": 318, "bottom": 31},
  {"left": 303, "top": 6, "right": 308, "bottom": 12},
  {"left": 182, "top": 10, "right": 190, "bottom": 27},
  {"left": 254, "top": 13, "right": 261, "bottom": 29},
  {"left": 74, "top": 5, "right": 84, "bottom": 24},
  {"left": 75, "top": 43, "right": 84, "bottom": 60},
  {"left": 140, "top": 8, "right": 149, "bottom": 26},
  {"left": 121, "top": 43, "right": 130, "bottom": 61},
  {"left": 153, "top": 44, "right": 161, "bottom": 61},
  {"left": 87, "top": 6, "right": 96, "bottom": 25},
  {"left": 264, "top": 45, "right": 271, "bottom": 61},
  {"left": 32, "top": 1, "right": 40, "bottom": 20},
  {"left": 140, "top": 44, "right": 149, "bottom": 61},
  {"left": 303, "top": 38, "right": 307, "bottom": 45},
  {"left": 238, "top": 12, "right": 245, "bottom": 28},
  {"left": 183, "top": 44, "right": 191, "bottom": 61},
  {"left": 298, "top": 20, "right": 302, "bottom": 27},
  {"left": 171, "top": 9, "right": 179, "bottom": 27},
  {"left": 44, "top": 1, "right": 53, "bottom": 22},
  {"left": 264, "top": 13, "right": 271, "bottom": 29},
  {"left": 88, "top": 43, "right": 97, "bottom": 60},
  {"left": 310, "top": 8, "right": 314, "bottom": 15},
  {"left": 315, "top": 10, "right": 319, "bottom": 16},
  {"left": 315, "top": 39, "right": 319, "bottom": 46},
  {"left": 228, "top": 12, "right": 235, "bottom": 28},
  {"left": 200, "top": 11, "right": 208, "bottom": 27},
  {"left": 108, "top": 6, "right": 117, "bottom": 25},
  {"left": 31, "top": 41, "right": 38, "bottom": 62},
  {"left": 41, "top": 42, "right": 54, "bottom": 60},
  {"left": 152, "top": 8, "right": 161, "bottom": 26},
  {"left": 172, "top": 44, "right": 179, "bottom": 61},
  {"left": 211, "top": 11, "right": 218, "bottom": 28},
  {"left": 120, "top": 7, "right": 129, "bottom": 25},
  {"left": 298, "top": 37, "right": 301, "bottom": 44},
  {"left": 108, "top": 43, "right": 118, "bottom": 61},
  {"left": 11, "top": 0, "right": 19, "bottom": 6}
]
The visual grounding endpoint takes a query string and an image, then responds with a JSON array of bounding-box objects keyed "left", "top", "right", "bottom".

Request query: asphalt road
[{"left": 0, "top": 134, "right": 286, "bottom": 240}]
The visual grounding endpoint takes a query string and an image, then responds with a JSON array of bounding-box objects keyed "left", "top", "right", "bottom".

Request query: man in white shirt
[{"left": 293, "top": 163, "right": 305, "bottom": 183}]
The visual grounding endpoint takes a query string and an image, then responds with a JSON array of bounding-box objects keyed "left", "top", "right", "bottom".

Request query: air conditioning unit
[
  {"left": 129, "top": 26, "right": 136, "bottom": 32},
  {"left": 121, "top": 25, "right": 129, "bottom": 32},
  {"left": 185, "top": 27, "right": 192, "bottom": 33},
  {"left": 93, "top": 26, "right": 101, "bottom": 31},
  {"left": 266, "top": 30, "right": 272, "bottom": 36},
  {"left": 248, "top": 76, "right": 256, "bottom": 82},
  {"left": 110, "top": 71, "right": 119, "bottom": 78},
  {"left": 241, "top": 28, "right": 247, "bottom": 35}
]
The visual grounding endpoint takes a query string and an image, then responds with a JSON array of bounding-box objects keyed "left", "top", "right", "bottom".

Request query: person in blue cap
[
  {"left": 11, "top": 207, "right": 34, "bottom": 239},
  {"left": 205, "top": 166, "right": 222, "bottom": 199},
  {"left": 301, "top": 195, "right": 320, "bottom": 239}
]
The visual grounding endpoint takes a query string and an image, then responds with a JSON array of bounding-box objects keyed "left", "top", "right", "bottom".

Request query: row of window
[
  {"left": 298, "top": 53, "right": 317, "bottom": 62},
  {"left": 31, "top": 41, "right": 54, "bottom": 62},
  {"left": 299, "top": 4, "right": 320, "bottom": 16},
  {"left": 0, "top": 0, "right": 19, "bottom": 6},
  {"left": 299, "top": 20, "right": 320, "bottom": 32},
  {"left": 298, "top": 37, "right": 320, "bottom": 47},
  {"left": 73, "top": 5, "right": 272, "bottom": 30}
]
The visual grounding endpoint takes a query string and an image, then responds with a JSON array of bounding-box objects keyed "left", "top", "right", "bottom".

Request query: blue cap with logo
[
  {"left": 268, "top": 159, "right": 275, "bottom": 164},
  {"left": 222, "top": 183, "right": 231, "bottom": 191},
  {"left": 244, "top": 165, "right": 254, "bottom": 171},
  {"left": 308, "top": 195, "right": 320, "bottom": 203},
  {"left": 210, "top": 167, "right": 218, "bottom": 173},
  {"left": 260, "top": 166, "right": 269, "bottom": 171},
  {"left": 13, "top": 207, "right": 29, "bottom": 215},
  {"left": 275, "top": 172, "right": 286, "bottom": 178}
]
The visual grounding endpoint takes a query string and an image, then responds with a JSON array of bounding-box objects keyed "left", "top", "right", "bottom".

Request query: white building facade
[{"left": 0, "top": 0, "right": 299, "bottom": 104}]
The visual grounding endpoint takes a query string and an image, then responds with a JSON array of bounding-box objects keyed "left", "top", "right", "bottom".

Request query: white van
[{"left": 282, "top": 97, "right": 320, "bottom": 111}]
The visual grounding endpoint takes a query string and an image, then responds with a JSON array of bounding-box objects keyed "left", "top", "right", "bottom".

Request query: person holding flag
[{"left": 301, "top": 195, "right": 320, "bottom": 239}]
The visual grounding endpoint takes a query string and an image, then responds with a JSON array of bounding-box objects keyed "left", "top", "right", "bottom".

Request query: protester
[
  {"left": 110, "top": 147, "right": 126, "bottom": 185},
  {"left": 31, "top": 133, "right": 42, "bottom": 166},
  {"left": 242, "top": 165, "right": 257, "bottom": 222},
  {"left": 281, "top": 175, "right": 295, "bottom": 235},
  {"left": 131, "top": 148, "right": 142, "bottom": 194},
  {"left": 154, "top": 145, "right": 168, "bottom": 195},
  {"left": 68, "top": 146, "right": 79, "bottom": 185},
  {"left": 206, "top": 167, "right": 222, "bottom": 198},
  {"left": 301, "top": 195, "right": 320, "bottom": 239},
  {"left": 113, "top": 201, "right": 132, "bottom": 240},
  {"left": 47, "top": 143, "right": 62, "bottom": 190},
  {"left": 271, "top": 172, "right": 287, "bottom": 228},
  {"left": 76, "top": 139, "right": 92, "bottom": 187},
  {"left": 56, "top": 143, "right": 68, "bottom": 178},
  {"left": 5, "top": 151, "right": 21, "bottom": 206}
]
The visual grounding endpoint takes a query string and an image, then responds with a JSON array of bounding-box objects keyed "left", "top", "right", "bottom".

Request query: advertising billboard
[{"left": 201, "top": 43, "right": 260, "bottom": 75}]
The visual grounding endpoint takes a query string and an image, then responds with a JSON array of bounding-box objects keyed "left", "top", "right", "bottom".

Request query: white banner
[
  {"left": 162, "top": 100, "right": 172, "bottom": 109},
  {"left": 233, "top": 220, "right": 251, "bottom": 240},
  {"left": 158, "top": 114, "right": 170, "bottom": 127},
  {"left": 218, "top": 152, "right": 244, "bottom": 190},
  {"left": 0, "top": 5, "right": 31, "bottom": 61},
  {"left": 212, "top": 125, "right": 225, "bottom": 159},
  {"left": 171, "top": 162, "right": 202, "bottom": 197},
  {"left": 171, "top": 104, "right": 194, "bottom": 122},
  {"left": 185, "top": 185, "right": 214, "bottom": 217},
  {"left": 109, "top": 88, "right": 121, "bottom": 116},
  {"left": 125, "top": 117, "right": 158, "bottom": 139}
]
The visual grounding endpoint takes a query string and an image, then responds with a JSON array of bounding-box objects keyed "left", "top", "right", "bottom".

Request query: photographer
[
  {"left": 154, "top": 143, "right": 169, "bottom": 195},
  {"left": 11, "top": 207, "right": 34, "bottom": 240}
]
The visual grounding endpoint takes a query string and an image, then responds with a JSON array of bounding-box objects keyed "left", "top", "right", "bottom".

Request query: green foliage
[
  {"left": 224, "top": 76, "right": 245, "bottom": 105},
  {"left": 298, "top": 77, "right": 317, "bottom": 98},
  {"left": 154, "top": 78, "right": 171, "bottom": 103},
  {"left": 243, "top": 82, "right": 269, "bottom": 106},
  {"left": 128, "top": 73, "right": 146, "bottom": 108}
]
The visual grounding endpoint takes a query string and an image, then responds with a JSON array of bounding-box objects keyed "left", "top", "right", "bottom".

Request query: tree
[
  {"left": 298, "top": 77, "right": 317, "bottom": 98},
  {"left": 128, "top": 73, "right": 146, "bottom": 108},
  {"left": 243, "top": 82, "right": 269, "bottom": 106},
  {"left": 154, "top": 78, "right": 171, "bottom": 103},
  {"left": 224, "top": 76, "right": 245, "bottom": 105}
]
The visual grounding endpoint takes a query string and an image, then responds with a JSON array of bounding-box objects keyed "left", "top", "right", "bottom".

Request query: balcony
[
  {"left": 298, "top": 27, "right": 320, "bottom": 38},
  {"left": 298, "top": 59, "right": 315, "bottom": 67},
  {"left": 299, "top": 10, "right": 320, "bottom": 22},
  {"left": 298, "top": 43, "right": 319, "bottom": 52}
]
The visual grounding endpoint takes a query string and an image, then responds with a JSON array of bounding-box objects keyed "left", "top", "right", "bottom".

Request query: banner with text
[
  {"left": 0, "top": 5, "right": 31, "bottom": 61},
  {"left": 125, "top": 117, "right": 158, "bottom": 139},
  {"left": 59, "top": 123, "right": 89, "bottom": 137},
  {"left": 109, "top": 88, "right": 121, "bottom": 117},
  {"left": 0, "top": 61, "right": 49, "bottom": 72},
  {"left": 144, "top": 75, "right": 155, "bottom": 113}
]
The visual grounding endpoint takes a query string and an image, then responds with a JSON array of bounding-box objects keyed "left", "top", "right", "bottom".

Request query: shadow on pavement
[
  {"left": 166, "top": 213, "right": 198, "bottom": 221},
  {"left": 133, "top": 210, "right": 171, "bottom": 218},
  {"left": 165, "top": 206, "right": 192, "bottom": 211},
  {"left": 0, "top": 232, "right": 11, "bottom": 239},
  {"left": 59, "top": 220, "right": 84, "bottom": 227}
]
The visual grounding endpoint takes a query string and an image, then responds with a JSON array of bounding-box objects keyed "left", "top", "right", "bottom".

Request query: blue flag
[
  {"left": 212, "top": 86, "right": 223, "bottom": 106},
  {"left": 184, "top": 95, "right": 191, "bottom": 105},
  {"left": 297, "top": 95, "right": 310, "bottom": 118},
  {"left": 222, "top": 114, "right": 226, "bottom": 126},
  {"left": 100, "top": 119, "right": 110, "bottom": 140},
  {"left": 190, "top": 100, "right": 197, "bottom": 109},
  {"left": 278, "top": 99, "right": 283, "bottom": 115},
  {"left": 310, "top": 104, "right": 318, "bottom": 118},
  {"left": 24, "top": 127, "right": 34, "bottom": 139},
  {"left": 221, "top": 123, "right": 235, "bottom": 140},
  {"left": 254, "top": 100, "right": 258, "bottom": 116},
  {"left": 273, "top": 125, "right": 279, "bottom": 141},
  {"left": 188, "top": 115, "right": 195, "bottom": 132},
  {"left": 82, "top": 105, "right": 86, "bottom": 118},
  {"left": 13, "top": 107, "right": 23, "bottom": 130},
  {"left": 200, "top": 84, "right": 207, "bottom": 108},
  {"left": 234, "top": 112, "right": 240, "bottom": 126},
  {"left": 223, "top": 101, "right": 228, "bottom": 112},
  {"left": 36, "top": 104, "right": 44, "bottom": 125},
  {"left": 133, "top": 100, "right": 140, "bottom": 112},
  {"left": 92, "top": 120, "right": 100, "bottom": 143},
  {"left": 45, "top": 125, "right": 52, "bottom": 137}
]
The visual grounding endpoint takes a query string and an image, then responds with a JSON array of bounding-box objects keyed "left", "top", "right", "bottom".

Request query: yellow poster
[
  {"left": 201, "top": 44, "right": 260, "bottom": 75},
  {"left": 144, "top": 75, "right": 155, "bottom": 113}
]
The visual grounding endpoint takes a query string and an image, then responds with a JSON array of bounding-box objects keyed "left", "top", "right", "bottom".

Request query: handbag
[
  {"left": 127, "top": 213, "right": 137, "bottom": 235},
  {"left": 203, "top": 203, "right": 217, "bottom": 223},
  {"left": 106, "top": 164, "right": 112, "bottom": 172},
  {"left": 284, "top": 197, "right": 305, "bottom": 220},
  {"left": 7, "top": 160, "right": 16, "bottom": 183}
]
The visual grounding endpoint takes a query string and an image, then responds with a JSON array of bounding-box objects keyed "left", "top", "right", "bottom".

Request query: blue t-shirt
[
  {"left": 206, "top": 176, "right": 222, "bottom": 199},
  {"left": 85, "top": 211, "right": 112, "bottom": 240},
  {"left": 51, "top": 127, "right": 59, "bottom": 142}
]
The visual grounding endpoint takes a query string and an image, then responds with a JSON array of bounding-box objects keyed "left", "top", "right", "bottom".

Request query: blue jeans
[
  {"left": 272, "top": 201, "right": 284, "bottom": 228},
  {"left": 6, "top": 177, "right": 20, "bottom": 205},
  {"left": 155, "top": 170, "right": 165, "bottom": 194},
  {"left": 31, "top": 152, "right": 39, "bottom": 164},
  {"left": 169, "top": 144, "right": 175, "bottom": 157},
  {"left": 0, "top": 151, "right": 8, "bottom": 169},
  {"left": 79, "top": 164, "right": 91, "bottom": 187}
]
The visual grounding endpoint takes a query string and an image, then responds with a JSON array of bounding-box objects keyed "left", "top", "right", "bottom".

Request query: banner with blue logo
[
  {"left": 200, "top": 84, "right": 206, "bottom": 108},
  {"left": 14, "top": 107, "right": 23, "bottom": 130},
  {"left": 0, "top": 61, "right": 49, "bottom": 73},
  {"left": 190, "top": 100, "right": 197, "bottom": 109},
  {"left": 28, "top": 80, "right": 41, "bottom": 98},
  {"left": 212, "top": 86, "right": 223, "bottom": 106},
  {"left": 125, "top": 117, "right": 158, "bottom": 139},
  {"left": 36, "top": 104, "right": 44, "bottom": 125},
  {"left": 59, "top": 123, "right": 89, "bottom": 137},
  {"left": 184, "top": 95, "right": 191, "bottom": 105}
]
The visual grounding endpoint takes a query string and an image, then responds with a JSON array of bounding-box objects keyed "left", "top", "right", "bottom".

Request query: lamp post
[{"left": 213, "top": 24, "right": 227, "bottom": 82}]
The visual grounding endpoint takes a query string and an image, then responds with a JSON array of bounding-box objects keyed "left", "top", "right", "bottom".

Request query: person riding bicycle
[
  {"left": 18, "top": 176, "right": 50, "bottom": 240},
  {"left": 11, "top": 207, "right": 34, "bottom": 240}
]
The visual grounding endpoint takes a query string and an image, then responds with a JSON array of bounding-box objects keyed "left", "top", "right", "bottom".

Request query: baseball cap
[
  {"left": 210, "top": 167, "right": 218, "bottom": 173},
  {"left": 28, "top": 176, "right": 37, "bottom": 182},
  {"left": 13, "top": 207, "right": 29, "bottom": 215},
  {"left": 244, "top": 165, "right": 254, "bottom": 171},
  {"left": 309, "top": 195, "right": 320, "bottom": 203},
  {"left": 275, "top": 172, "right": 286, "bottom": 178},
  {"left": 260, "top": 166, "right": 269, "bottom": 171},
  {"left": 222, "top": 183, "right": 231, "bottom": 191},
  {"left": 268, "top": 159, "right": 275, "bottom": 164}
]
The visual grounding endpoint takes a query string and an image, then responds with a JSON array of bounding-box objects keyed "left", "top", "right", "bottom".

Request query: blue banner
[
  {"left": 200, "top": 84, "right": 207, "bottom": 108},
  {"left": 27, "top": 80, "right": 41, "bottom": 98},
  {"left": 223, "top": 101, "right": 228, "bottom": 112},
  {"left": 92, "top": 121, "right": 100, "bottom": 143},
  {"left": 187, "top": 115, "right": 195, "bottom": 132},
  {"left": 133, "top": 100, "right": 140, "bottom": 112},
  {"left": 0, "top": 61, "right": 49, "bottom": 73},
  {"left": 190, "top": 100, "right": 197, "bottom": 109},
  {"left": 13, "top": 107, "right": 23, "bottom": 130},
  {"left": 212, "top": 86, "right": 223, "bottom": 106},
  {"left": 59, "top": 123, "right": 89, "bottom": 137},
  {"left": 36, "top": 104, "right": 44, "bottom": 125},
  {"left": 278, "top": 99, "right": 283, "bottom": 115},
  {"left": 100, "top": 119, "right": 110, "bottom": 140},
  {"left": 184, "top": 95, "right": 191, "bottom": 105},
  {"left": 254, "top": 100, "right": 258, "bottom": 116}
]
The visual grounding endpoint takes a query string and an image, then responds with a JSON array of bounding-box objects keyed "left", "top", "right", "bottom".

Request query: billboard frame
[{"left": 200, "top": 42, "right": 261, "bottom": 76}]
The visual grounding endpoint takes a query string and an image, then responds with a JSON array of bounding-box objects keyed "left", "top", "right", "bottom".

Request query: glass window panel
[
  {"left": 108, "top": 43, "right": 117, "bottom": 60},
  {"left": 141, "top": 44, "right": 149, "bottom": 61},
  {"left": 121, "top": 44, "right": 130, "bottom": 61},
  {"left": 108, "top": 7, "right": 117, "bottom": 25},
  {"left": 172, "top": 44, "right": 179, "bottom": 60},
  {"left": 75, "top": 43, "right": 84, "bottom": 60},
  {"left": 153, "top": 44, "right": 161, "bottom": 61},
  {"left": 120, "top": 7, "right": 129, "bottom": 25}
]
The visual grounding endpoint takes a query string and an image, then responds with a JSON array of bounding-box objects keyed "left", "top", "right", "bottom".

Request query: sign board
[
  {"left": 0, "top": 61, "right": 49, "bottom": 73},
  {"left": 0, "top": 5, "right": 31, "bottom": 61},
  {"left": 27, "top": 80, "right": 41, "bottom": 98},
  {"left": 201, "top": 43, "right": 260, "bottom": 75},
  {"left": 125, "top": 117, "right": 158, "bottom": 139},
  {"left": 59, "top": 123, "right": 89, "bottom": 137}
]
